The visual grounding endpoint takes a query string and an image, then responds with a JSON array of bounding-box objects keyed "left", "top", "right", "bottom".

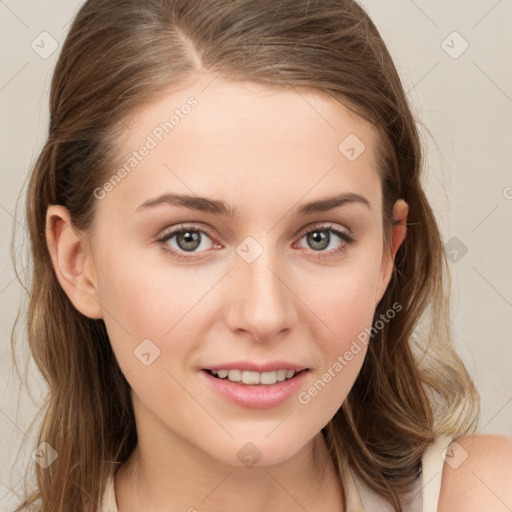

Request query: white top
[{"left": 101, "top": 436, "right": 452, "bottom": 512}]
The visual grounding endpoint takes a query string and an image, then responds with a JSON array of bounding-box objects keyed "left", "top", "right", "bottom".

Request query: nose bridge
[{"left": 225, "top": 235, "right": 297, "bottom": 339}]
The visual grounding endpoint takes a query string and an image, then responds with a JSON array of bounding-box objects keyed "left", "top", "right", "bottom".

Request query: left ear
[{"left": 375, "top": 199, "right": 409, "bottom": 306}]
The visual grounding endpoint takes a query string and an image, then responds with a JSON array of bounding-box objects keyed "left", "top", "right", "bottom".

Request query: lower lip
[{"left": 200, "top": 369, "right": 310, "bottom": 409}]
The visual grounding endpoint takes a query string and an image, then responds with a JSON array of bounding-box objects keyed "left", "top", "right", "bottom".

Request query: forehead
[
  {"left": 120, "top": 73, "right": 378, "bottom": 155},
  {"left": 100, "top": 73, "right": 382, "bottom": 221}
]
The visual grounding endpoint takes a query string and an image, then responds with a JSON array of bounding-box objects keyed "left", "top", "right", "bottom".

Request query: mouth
[
  {"left": 202, "top": 368, "right": 310, "bottom": 386},
  {"left": 200, "top": 366, "right": 311, "bottom": 409}
]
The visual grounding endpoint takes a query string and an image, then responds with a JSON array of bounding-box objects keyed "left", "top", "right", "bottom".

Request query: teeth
[
  {"left": 243, "top": 371, "right": 261, "bottom": 385},
  {"left": 227, "top": 369, "right": 241, "bottom": 382},
  {"left": 260, "top": 371, "right": 283, "bottom": 385},
  {"left": 209, "top": 369, "right": 299, "bottom": 385},
  {"left": 276, "top": 369, "right": 287, "bottom": 381}
]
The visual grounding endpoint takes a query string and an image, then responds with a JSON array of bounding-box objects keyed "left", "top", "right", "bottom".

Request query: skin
[
  {"left": 438, "top": 435, "right": 512, "bottom": 512},
  {"left": 46, "top": 72, "right": 512, "bottom": 511}
]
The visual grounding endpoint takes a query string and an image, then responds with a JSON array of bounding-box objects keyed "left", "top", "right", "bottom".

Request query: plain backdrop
[{"left": 1, "top": 0, "right": 511, "bottom": 508}]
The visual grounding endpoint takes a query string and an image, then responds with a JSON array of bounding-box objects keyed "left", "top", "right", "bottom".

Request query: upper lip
[{"left": 203, "top": 361, "right": 310, "bottom": 373}]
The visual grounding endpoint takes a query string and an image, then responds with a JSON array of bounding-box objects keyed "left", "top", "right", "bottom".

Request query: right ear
[{"left": 45, "top": 205, "right": 103, "bottom": 319}]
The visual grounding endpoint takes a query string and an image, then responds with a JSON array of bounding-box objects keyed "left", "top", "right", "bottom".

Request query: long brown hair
[{"left": 11, "top": 1, "right": 479, "bottom": 510}]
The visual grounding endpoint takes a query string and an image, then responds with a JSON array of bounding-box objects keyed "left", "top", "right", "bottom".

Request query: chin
[{"left": 208, "top": 434, "right": 309, "bottom": 469}]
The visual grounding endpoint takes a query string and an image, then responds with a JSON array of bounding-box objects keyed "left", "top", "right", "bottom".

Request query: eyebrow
[{"left": 135, "top": 191, "right": 371, "bottom": 217}]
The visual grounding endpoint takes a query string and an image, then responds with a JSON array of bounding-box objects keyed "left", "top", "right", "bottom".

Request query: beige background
[{"left": 1, "top": 0, "right": 511, "bottom": 508}]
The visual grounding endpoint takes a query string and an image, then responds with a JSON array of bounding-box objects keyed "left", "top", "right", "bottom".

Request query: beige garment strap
[
  {"left": 421, "top": 435, "right": 453, "bottom": 512},
  {"left": 339, "top": 453, "right": 366, "bottom": 512},
  {"left": 339, "top": 435, "right": 454, "bottom": 512},
  {"left": 340, "top": 457, "right": 365, "bottom": 512},
  {"left": 102, "top": 471, "right": 119, "bottom": 512}
]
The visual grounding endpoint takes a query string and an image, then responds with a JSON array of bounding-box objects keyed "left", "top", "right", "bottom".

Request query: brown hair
[{"left": 11, "top": 0, "right": 479, "bottom": 510}]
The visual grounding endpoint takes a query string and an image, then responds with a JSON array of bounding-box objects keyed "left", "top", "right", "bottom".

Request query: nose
[{"left": 223, "top": 243, "right": 298, "bottom": 342}]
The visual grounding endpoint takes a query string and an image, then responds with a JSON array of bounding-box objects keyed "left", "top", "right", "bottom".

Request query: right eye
[{"left": 156, "top": 224, "right": 221, "bottom": 261}]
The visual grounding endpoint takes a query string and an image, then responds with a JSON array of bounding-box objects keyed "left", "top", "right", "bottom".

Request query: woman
[{"left": 12, "top": 0, "right": 512, "bottom": 511}]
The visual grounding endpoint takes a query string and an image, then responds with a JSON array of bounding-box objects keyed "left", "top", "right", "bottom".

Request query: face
[{"left": 53, "top": 72, "right": 405, "bottom": 468}]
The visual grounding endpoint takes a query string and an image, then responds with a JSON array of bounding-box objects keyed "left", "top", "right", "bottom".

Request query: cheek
[
  {"left": 94, "top": 244, "right": 223, "bottom": 381},
  {"left": 95, "top": 240, "right": 196, "bottom": 330},
  {"left": 95, "top": 261, "right": 202, "bottom": 423},
  {"left": 298, "top": 247, "right": 383, "bottom": 334},
  {"left": 293, "top": 249, "right": 382, "bottom": 406}
]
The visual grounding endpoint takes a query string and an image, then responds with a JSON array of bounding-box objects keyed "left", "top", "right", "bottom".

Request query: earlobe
[
  {"left": 45, "top": 205, "right": 103, "bottom": 319},
  {"left": 375, "top": 199, "right": 409, "bottom": 305}
]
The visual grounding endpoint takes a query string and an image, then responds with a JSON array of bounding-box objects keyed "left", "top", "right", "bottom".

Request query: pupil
[
  {"left": 178, "top": 231, "right": 200, "bottom": 251},
  {"left": 309, "top": 230, "right": 329, "bottom": 250}
]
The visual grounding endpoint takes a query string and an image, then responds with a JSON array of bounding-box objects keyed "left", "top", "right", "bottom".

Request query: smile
[{"left": 205, "top": 368, "right": 306, "bottom": 385}]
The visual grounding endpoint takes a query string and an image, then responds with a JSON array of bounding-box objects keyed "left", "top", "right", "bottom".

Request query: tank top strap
[
  {"left": 338, "top": 454, "right": 366, "bottom": 512},
  {"left": 339, "top": 435, "right": 453, "bottom": 512},
  {"left": 421, "top": 435, "right": 453, "bottom": 512},
  {"left": 101, "top": 470, "right": 119, "bottom": 512}
]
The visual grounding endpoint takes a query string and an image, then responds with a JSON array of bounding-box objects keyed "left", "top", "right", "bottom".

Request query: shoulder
[{"left": 438, "top": 434, "right": 512, "bottom": 512}]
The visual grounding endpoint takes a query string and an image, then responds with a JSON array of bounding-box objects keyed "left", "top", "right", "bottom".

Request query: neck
[{"left": 115, "top": 423, "right": 344, "bottom": 512}]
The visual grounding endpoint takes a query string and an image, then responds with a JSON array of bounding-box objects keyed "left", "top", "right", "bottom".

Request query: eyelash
[{"left": 156, "top": 223, "right": 356, "bottom": 262}]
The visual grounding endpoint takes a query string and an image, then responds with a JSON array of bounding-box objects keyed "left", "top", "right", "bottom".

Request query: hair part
[{"left": 12, "top": 1, "right": 479, "bottom": 511}]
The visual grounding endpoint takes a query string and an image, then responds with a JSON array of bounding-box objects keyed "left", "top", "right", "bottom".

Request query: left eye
[
  {"left": 156, "top": 223, "right": 355, "bottom": 261},
  {"left": 295, "top": 224, "right": 355, "bottom": 257}
]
